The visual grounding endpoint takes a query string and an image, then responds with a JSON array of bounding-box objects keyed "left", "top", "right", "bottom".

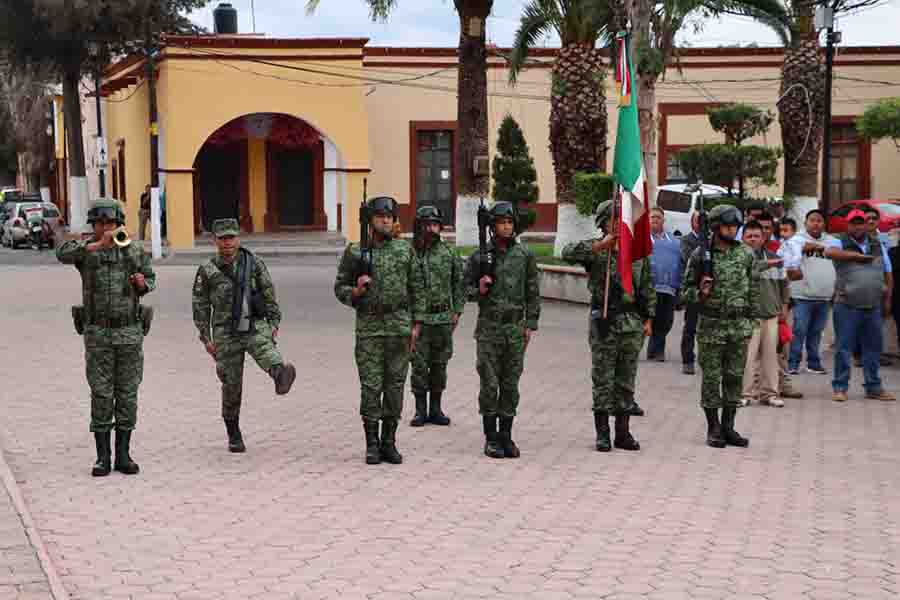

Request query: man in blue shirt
[
  {"left": 647, "top": 208, "right": 681, "bottom": 361},
  {"left": 824, "top": 209, "right": 895, "bottom": 402}
]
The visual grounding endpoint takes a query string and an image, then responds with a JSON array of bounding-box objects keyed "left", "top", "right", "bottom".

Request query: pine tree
[{"left": 492, "top": 114, "right": 539, "bottom": 229}]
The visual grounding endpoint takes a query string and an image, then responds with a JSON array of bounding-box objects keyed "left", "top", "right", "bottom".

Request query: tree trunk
[
  {"left": 629, "top": 0, "right": 657, "bottom": 204},
  {"left": 62, "top": 65, "right": 85, "bottom": 178},
  {"left": 780, "top": 3, "right": 824, "bottom": 200},
  {"left": 453, "top": 0, "right": 492, "bottom": 246}
]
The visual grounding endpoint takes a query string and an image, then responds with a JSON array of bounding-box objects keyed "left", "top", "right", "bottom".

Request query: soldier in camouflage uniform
[
  {"left": 562, "top": 200, "right": 655, "bottom": 452},
  {"left": 192, "top": 219, "right": 297, "bottom": 453},
  {"left": 465, "top": 202, "right": 540, "bottom": 459},
  {"left": 409, "top": 205, "right": 465, "bottom": 427},
  {"left": 57, "top": 198, "right": 156, "bottom": 477},
  {"left": 681, "top": 205, "right": 759, "bottom": 449},
  {"left": 335, "top": 196, "right": 426, "bottom": 465}
]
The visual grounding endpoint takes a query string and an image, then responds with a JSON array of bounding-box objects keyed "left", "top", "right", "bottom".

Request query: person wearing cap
[
  {"left": 57, "top": 198, "right": 156, "bottom": 477},
  {"left": 823, "top": 208, "right": 896, "bottom": 402},
  {"left": 409, "top": 205, "right": 465, "bottom": 427},
  {"left": 334, "top": 196, "right": 426, "bottom": 465},
  {"left": 192, "top": 218, "right": 297, "bottom": 453},
  {"left": 562, "top": 200, "right": 655, "bottom": 453},
  {"left": 851, "top": 205, "right": 893, "bottom": 368},
  {"left": 682, "top": 204, "right": 758, "bottom": 449},
  {"left": 464, "top": 201, "right": 540, "bottom": 459}
]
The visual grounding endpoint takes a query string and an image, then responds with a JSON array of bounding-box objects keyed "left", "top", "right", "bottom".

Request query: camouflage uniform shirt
[
  {"left": 192, "top": 251, "right": 282, "bottom": 343},
  {"left": 415, "top": 238, "right": 465, "bottom": 325},
  {"left": 465, "top": 240, "right": 541, "bottom": 339},
  {"left": 56, "top": 239, "right": 157, "bottom": 345},
  {"left": 334, "top": 238, "right": 426, "bottom": 336}
]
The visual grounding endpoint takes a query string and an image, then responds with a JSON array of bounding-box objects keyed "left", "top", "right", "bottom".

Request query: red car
[{"left": 827, "top": 199, "right": 900, "bottom": 233}]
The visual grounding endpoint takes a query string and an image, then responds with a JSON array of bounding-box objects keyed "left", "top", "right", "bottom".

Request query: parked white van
[{"left": 656, "top": 183, "right": 731, "bottom": 236}]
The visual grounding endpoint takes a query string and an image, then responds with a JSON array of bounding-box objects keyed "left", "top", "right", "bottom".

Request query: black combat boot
[
  {"left": 721, "top": 407, "right": 749, "bottom": 447},
  {"left": 410, "top": 393, "right": 428, "bottom": 427},
  {"left": 483, "top": 415, "right": 504, "bottom": 459},
  {"left": 594, "top": 412, "right": 611, "bottom": 452},
  {"left": 113, "top": 430, "right": 140, "bottom": 474},
  {"left": 379, "top": 419, "right": 403, "bottom": 464},
  {"left": 626, "top": 400, "right": 646, "bottom": 417},
  {"left": 224, "top": 418, "right": 246, "bottom": 453},
  {"left": 498, "top": 416, "right": 520, "bottom": 458},
  {"left": 363, "top": 420, "right": 381, "bottom": 465},
  {"left": 428, "top": 390, "right": 451, "bottom": 426},
  {"left": 270, "top": 362, "right": 297, "bottom": 395},
  {"left": 704, "top": 408, "right": 726, "bottom": 448},
  {"left": 92, "top": 432, "right": 111, "bottom": 477},
  {"left": 613, "top": 415, "right": 640, "bottom": 451}
]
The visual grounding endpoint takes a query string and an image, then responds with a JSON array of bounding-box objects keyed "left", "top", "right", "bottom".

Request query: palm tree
[
  {"left": 508, "top": 0, "right": 614, "bottom": 203},
  {"left": 306, "top": 0, "right": 493, "bottom": 241},
  {"left": 711, "top": 0, "right": 833, "bottom": 204}
]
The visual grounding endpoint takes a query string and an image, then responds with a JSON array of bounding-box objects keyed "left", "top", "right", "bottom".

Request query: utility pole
[
  {"left": 818, "top": 4, "right": 840, "bottom": 215},
  {"left": 251, "top": 0, "right": 256, "bottom": 33},
  {"left": 146, "top": 27, "right": 162, "bottom": 259}
]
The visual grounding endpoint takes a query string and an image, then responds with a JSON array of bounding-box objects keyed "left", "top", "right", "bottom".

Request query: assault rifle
[
  {"left": 695, "top": 181, "right": 714, "bottom": 287},
  {"left": 476, "top": 198, "right": 495, "bottom": 293},
  {"left": 357, "top": 179, "right": 372, "bottom": 287}
]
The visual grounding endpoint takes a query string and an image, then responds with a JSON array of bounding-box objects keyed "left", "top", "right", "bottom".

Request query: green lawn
[{"left": 455, "top": 243, "right": 570, "bottom": 266}]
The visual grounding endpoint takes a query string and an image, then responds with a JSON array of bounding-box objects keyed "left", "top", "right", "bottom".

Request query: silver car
[{"left": 1, "top": 200, "right": 62, "bottom": 248}]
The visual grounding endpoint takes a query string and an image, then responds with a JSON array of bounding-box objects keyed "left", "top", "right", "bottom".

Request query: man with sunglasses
[
  {"left": 851, "top": 206, "right": 893, "bottom": 368},
  {"left": 682, "top": 204, "right": 758, "bottom": 449},
  {"left": 57, "top": 198, "right": 156, "bottom": 477}
]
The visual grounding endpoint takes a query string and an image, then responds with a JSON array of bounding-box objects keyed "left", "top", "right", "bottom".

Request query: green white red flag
[{"left": 613, "top": 31, "right": 652, "bottom": 296}]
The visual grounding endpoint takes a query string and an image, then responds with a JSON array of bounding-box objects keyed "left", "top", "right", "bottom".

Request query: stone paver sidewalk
[{"left": 1, "top": 261, "right": 900, "bottom": 600}]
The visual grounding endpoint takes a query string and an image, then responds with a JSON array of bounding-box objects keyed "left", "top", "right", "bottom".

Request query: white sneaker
[
  {"left": 739, "top": 397, "right": 752, "bottom": 407},
  {"left": 762, "top": 397, "right": 785, "bottom": 407}
]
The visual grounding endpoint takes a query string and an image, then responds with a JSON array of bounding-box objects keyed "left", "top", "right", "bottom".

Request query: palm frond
[
  {"left": 305, "top": 0, "right": 399, "bottom": 22},
  {"left": 508, "top": 0, "right": 557, "bottom": 84},
  {"left": 702, "top": 0, "right": 792, "bottom": 45}
]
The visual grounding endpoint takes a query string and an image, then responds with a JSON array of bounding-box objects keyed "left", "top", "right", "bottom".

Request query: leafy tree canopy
[{"left": 857, "top": 97, "right": 900, "bottom": 151}]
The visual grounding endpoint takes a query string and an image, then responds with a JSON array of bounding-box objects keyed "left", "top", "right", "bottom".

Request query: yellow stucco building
[{"left": 88, "top": 33, "right": 900, "bottom": 249}]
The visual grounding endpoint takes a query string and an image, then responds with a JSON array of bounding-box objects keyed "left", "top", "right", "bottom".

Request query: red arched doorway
[{"left": 192, "top": 113, "right": 325, "bottom": 234}]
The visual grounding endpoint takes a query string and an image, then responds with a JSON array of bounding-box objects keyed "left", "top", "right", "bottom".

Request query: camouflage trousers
[
  {"left": 476, "top": 330, "right": 526, "bottom": 418},
  {"left": 355, "top": 335, "right": 410, "bottom": 421},
  {"left": 589, "top": 324, "right": 643, "bottom": 415},
  {"left": 214, "top": 320, "right": 283, "bottom": 420},
  {"left": 698, "top": 337, "right": 750, "bottom": 410},
  {"left": 410, "top": 323, "right": 454, "bottom": 394},
  {"left": 85, "top": 343, "right": 143, "bottom": 432}
]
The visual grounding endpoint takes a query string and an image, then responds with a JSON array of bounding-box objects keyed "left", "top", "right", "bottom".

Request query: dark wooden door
[
  {"left": 274, "top": 149, "right": 314, "bottom": 227},
  {"left": 416, "top": 130, "right": 454, "bottom": 223},
  {"left": 197, "top": 144, "right": 242, "bottom": 232}
]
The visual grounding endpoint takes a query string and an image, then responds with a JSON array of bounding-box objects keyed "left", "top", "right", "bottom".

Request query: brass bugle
[{"left": 112, "top": 226, "right": 131, "bottom": 248}]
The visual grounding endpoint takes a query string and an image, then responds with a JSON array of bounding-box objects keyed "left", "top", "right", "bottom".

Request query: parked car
[
  {"left": 0, "top": 187, "right": 22, "bottom": 203},
  {"left": 827, "top": 199, "right": 900, "bottom": 234},
  {"left": 1, "top": 199, "right": 61, "bottom": 248},
  {"left": 656, "top": 183, "right": 731, "bottom": 236}
]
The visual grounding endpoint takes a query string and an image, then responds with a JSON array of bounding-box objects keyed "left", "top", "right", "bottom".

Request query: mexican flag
[{"left": 613, "top": 32, "right": 652, "bottom": 296}]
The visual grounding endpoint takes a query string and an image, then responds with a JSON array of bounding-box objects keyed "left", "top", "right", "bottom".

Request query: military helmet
[
  {"left": 87, "top": 198, "right": 125, "bottom": 225},
  {"left": 415, "top": 205, "right": 443, "bottom": 224},
  {"left": 594, "top": 200, "right": 614, "bottom": 228},
  {"left": 368, "top": 196, "right": 399, "bottom": 217},
  {"left": 708, "top": 204, "right": 743, "bottom": 227},
  {"left": 490, "top": 201, "right": 516, "bottom": 222}
]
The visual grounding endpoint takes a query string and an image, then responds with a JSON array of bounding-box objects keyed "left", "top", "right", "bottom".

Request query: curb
[{"left": 0, "top": 443, "right": 69, "bottom": 600}]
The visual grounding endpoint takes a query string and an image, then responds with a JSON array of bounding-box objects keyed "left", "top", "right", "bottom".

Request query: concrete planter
[{"left": 538, "top": 264, "right": 590, "bottom": 304}]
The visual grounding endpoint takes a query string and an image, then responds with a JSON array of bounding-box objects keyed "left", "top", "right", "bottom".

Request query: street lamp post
[
  {"left": 88, "top": 43, "right": 106, "bottom": 198},
  {"left": 818, "top": 4, "right": 840, "bottom": 215}
]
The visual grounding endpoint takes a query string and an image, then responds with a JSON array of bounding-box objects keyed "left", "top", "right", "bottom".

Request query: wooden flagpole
[{"left": 602, "top": 185, "right": 621, "bottom": 318}]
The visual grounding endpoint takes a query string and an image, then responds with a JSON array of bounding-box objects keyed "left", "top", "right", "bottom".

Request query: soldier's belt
[
  {"left": 428, "top": 303, "right": 450, "bottom": 313},
  {"left": 487, "top": 309, "right": 525, "bottom": 324},
  {"left": 700, "top": 307, "right": 748, "bottom": 319},
  {"left": 361, "top": 302, "right": 407, "bottom": 316},
  {"left": 90, "top": 316, "right": 138, "bottom": 329}
]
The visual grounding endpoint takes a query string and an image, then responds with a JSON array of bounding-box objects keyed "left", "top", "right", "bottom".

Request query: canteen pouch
[
  {"left": 590, "top": 305, "right": 611, "bottom": 339},
  {"left": 139, "top": 305, "right": 154, "bottom": 336},
  {"left": 72, "top": 306, "right": 85, "bottom": 335}
]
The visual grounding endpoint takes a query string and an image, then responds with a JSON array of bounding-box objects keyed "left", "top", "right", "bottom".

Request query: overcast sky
[{"left": 190, "top": 0, "right": 900, "bottom": 48}]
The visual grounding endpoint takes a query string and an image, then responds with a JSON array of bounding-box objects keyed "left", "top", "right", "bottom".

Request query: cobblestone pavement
[
  {"left": 1, "top": 259, "right": 900, "bottom": 600},
  {"left": 0, "top": 463, "right": 52, "bottom": 600}
]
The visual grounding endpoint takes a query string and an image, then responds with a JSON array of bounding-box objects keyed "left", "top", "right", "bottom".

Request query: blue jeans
[
  {"left": 832, "top": 303, "right": 883, "bottom": 393},
  {"left": 789, "top": 300, "right": 830, "bottom": 371}
]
